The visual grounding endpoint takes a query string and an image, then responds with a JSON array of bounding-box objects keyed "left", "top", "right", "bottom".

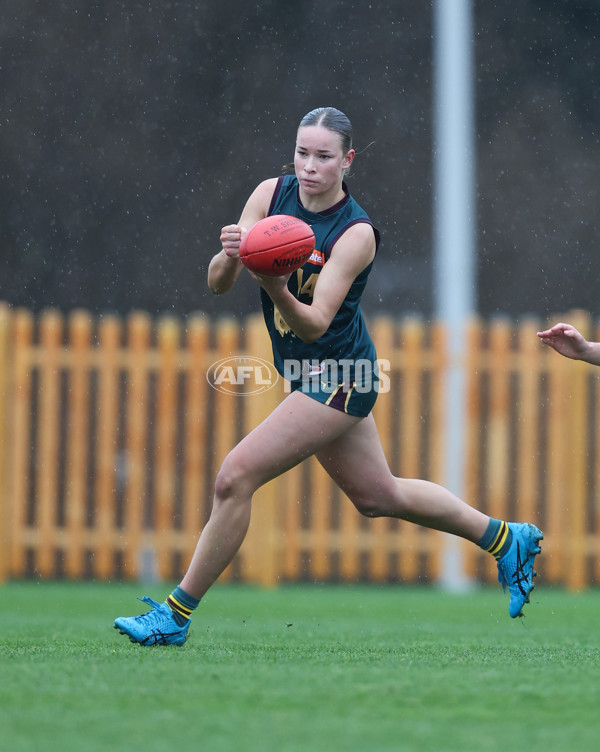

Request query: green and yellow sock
[
  {"left": 166, "top": 586, "right": 200, "bottom": 626},
  {"left": 478, "top": 518, "right": 513, "bottom": 560}
]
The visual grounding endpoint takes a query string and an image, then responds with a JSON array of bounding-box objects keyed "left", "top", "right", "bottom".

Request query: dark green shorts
[{"left": 289, "top": 375, "right": 379, "bottom": 418}]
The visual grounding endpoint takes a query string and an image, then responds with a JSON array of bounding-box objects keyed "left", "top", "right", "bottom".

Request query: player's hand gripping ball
[{"left": 239, "top": 215, "right": 315, "bottom": 277}]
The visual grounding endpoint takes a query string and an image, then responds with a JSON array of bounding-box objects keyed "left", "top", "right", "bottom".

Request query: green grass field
[{"left": 1, "top": 582, "right": 599, "bottom": 752}]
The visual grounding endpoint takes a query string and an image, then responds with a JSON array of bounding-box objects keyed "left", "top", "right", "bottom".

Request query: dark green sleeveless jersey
[{"left": 260, "top": 175, "right": 380, "bottom": 384}]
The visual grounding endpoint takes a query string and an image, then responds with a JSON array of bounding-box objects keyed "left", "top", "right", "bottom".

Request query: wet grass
[{"left": 1, "top": 582, "right": 599, "bottom": 751}]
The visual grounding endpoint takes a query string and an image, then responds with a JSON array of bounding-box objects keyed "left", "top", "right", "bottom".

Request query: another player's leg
[
  {"left": 315, "top": 413, "right": 543, "bottom": 617},
  {"left": 114, "top": 391, "right": 361, "bottom": 645}
]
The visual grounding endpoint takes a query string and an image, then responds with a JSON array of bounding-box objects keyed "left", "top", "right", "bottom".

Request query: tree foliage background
[{"left": 0, "top": 1, "right": 597, "bottom": 321}]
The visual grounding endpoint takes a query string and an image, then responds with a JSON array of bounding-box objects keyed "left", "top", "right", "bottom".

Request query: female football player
[{"left": 115, "top": 107, "right": 542, "bottom": 645}]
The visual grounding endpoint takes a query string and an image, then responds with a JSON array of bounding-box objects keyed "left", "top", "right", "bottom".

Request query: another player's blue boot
[
  {"left": 114, "top": 596, "right": 190, "bottom": 646},
  {"left": 497, "top": 522, "right": 543, "bottom": 618}
]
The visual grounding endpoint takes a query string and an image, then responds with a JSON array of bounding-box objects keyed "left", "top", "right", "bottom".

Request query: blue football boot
[
  {"left": 114, "top": 596, "right": 190, "bottom": 646},
  {"left": 497, "top": 522, "right": 543, "bottom": 618}
]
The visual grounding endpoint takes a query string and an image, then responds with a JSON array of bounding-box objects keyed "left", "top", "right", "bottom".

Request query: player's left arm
[{"left": 257, "top": 222, "right": 376, "bottom": 343}]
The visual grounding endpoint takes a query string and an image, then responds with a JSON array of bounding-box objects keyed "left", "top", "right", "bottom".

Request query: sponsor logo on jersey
[{"left": 308, "top": 249, "right": 324, "bottom": 266}]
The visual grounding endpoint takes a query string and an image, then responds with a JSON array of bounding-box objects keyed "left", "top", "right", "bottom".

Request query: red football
[{"left": 239, "top": 215, "right": 315, "bottom": 277}]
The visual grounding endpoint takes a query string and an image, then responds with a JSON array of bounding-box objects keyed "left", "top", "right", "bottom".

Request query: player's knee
[
  {"left": 351, "top": 479, "right": 409, "bottom": 519},
  {"left": 214, "top": 459, "right": 252, "bottom": 502},
  {"left": 214, "top": 450, "right": 262, "bottom": 502},
  {"left": 352, "top": 495, "right": 386, "bottom": 518},
  {"left": 213, "top": 467, "right": 236, "bottom": 502},
  {"left": 358, "top": 503, "right": 383, "bottom": 518}
]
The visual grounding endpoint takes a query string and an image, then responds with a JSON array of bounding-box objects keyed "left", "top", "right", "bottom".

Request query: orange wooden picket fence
[{"left": 0, "top": 303, "right": 599, "bottom": 590}]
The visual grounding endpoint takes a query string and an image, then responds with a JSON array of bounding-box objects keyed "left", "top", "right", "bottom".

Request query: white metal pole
[{"left": 433, "top": 0, "right": 476, "bottom": 590}]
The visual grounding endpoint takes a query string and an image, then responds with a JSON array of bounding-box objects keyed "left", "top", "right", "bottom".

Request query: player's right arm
[{"left": 208, "top": 178, "right": 278, "bottom": 295}]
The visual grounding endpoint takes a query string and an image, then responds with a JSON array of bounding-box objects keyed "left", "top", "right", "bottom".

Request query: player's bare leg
[
  {"left": 315, "top": 412, "right": 488, "bottom": 539},
  {"left": 315, "top": 413, "right": 542, "bottom": 617},
  {"left": 114, "top": 390, "right": 359, "bottom": 644},
  {"left": 179, "top": 391, "right": 362, "bottom": 598}
]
